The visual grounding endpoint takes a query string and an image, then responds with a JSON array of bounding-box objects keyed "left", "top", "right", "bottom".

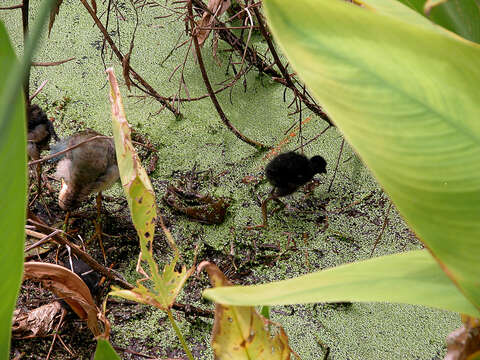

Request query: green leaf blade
[
  {"left": 0, "top": 23, "right": 27, "bottom": 357},
  {"left": 263, "top": 0, "right": 480, "bottom": 308},
  {"left": 204, "top": 251, "right": 480, "bottom": 317},
  {"left": 94, "top": 338, "right": 121, "bottom": 360}
]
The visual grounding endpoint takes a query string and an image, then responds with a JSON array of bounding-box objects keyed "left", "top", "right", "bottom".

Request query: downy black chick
[
  {"left": 250, "top": 152, "right": 327, "bottom": 228},
  {"left": 265, "top": 152, "right": 327, "bottom": 197}
]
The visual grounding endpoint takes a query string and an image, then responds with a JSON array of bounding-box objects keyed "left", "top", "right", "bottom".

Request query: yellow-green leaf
[
  {"left": 204, "top": 251, "right": 480, "bottom": 318},
  {"left": 200, "top": 262, "right": 295, "bottom": 360}
]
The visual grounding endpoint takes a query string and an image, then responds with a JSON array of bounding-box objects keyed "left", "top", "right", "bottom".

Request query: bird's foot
[{"left": 89, "top": 219, "right": 107, "bottom": 263}]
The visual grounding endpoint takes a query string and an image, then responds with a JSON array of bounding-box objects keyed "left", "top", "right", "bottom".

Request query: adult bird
[
  {"left": 51, "top": 129, "right": 119, "bottom": 260},
  {"left": 251, "top": 151, "right": 327, "bottom": 228},
  {"left": 52, "top": 129, "right": 119, "bottom": 211}
]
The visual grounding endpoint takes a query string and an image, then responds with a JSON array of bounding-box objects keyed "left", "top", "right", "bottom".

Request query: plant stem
[{"left": 167, "top": 308, "right": 195, "bottom": 360}]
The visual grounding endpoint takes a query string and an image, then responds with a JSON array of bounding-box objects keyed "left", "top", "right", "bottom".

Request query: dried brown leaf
[
  {"left": 23, "top": 262, "right": 103, "bottom": 337},
  {"left": 12, "top": 301, "right": 64, "bottom": 338},
  {"left": 197, "top": 0, "right": 231, "bottom": 47},
  {"left": 445, "top": 316, "right": 480, "bottom": 360}
]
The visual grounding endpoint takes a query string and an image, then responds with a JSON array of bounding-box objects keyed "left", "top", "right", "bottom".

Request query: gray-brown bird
[
  {"left": 51, "top": 129, "right": 119, "bottom": 211},
  {"left": 51, "top": 129, "right": 119, "bottom": 261}
]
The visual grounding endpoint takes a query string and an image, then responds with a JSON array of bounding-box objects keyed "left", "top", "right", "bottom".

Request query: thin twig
[
  {"left": 370, "top": 201, "right": 392, "bottom": 257},
  {"left": 24, "top": 229, "right": 61, "bottom": 253},
  {"left": 29, "top": 79, "right": 48, "bottom": 101},
  {"left": 79, "top": 0, "right": 180, "bottom": 116},
  {"left": 252, "top": 5, "right": 332, "bottom": 126},
  {"left": 46, "top": 308, "right": 66, "bottom": 360},
  {"left": 28, "top": 135, "right": 110, "bottom": 166},
  {"left": 31, "top": 57, "right": 75, "bottom": 67},
  {"left": 328, "top": 138, "right": 345, "bottom": 192},
  {"left": 292, "top": 125, "right": 331, "bottom": 151},
  {"left": 187, "top": 0, "right": 270, "bottom": 150},
  {"left": 27, "top": 214, "right": 134, "bottom": 290},
  {"left": 191, "top": 0, "right": 279, "bottom": 77},
  {"left": 0, "top": 4, "right": 23, "bottom": 9}
]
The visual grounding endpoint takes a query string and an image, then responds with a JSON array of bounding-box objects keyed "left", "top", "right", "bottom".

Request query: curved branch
[
  {"left": 187, "top": 0, "right": 270, "bottom": 150},
  {"left": 79, "top": 0, "right": 180, "bottom": 117},
  {"left": 252, "top": 5, "right": 333, "bottom": 126}
]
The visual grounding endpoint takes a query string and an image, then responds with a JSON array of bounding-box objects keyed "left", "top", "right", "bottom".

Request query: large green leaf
[
  {"left": 261, "top": 0, "right": 480, "bottom": 310},
  {"left": 396, "top": 0, "right": 480, "bottom": 43},
  {"left": 204, "top": 250, "right": 480, "bottom": 317},
  {"left": 0, "top": 24, "right": 27, "bottom": 355}
]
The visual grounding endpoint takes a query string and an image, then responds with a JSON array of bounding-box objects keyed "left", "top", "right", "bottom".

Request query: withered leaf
[
  {"left": 199, "top": 262, "right": 298, "bottom": 360},
  {"left": 12, "top": 301, "right": 64, "bottom": 338},
  {"left": 445, "top": 316, "right": 480, "bottom": 360},
  {"left": 23, "top": 262, "right": 103, "bottom": 337},
  {"left": 197, "top": 0, "right": 231, "bottom": 47}
]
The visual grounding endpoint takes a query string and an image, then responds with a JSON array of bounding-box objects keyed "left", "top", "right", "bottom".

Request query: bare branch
[
  {"left": 79, "top": 0, "right": 180, "bottom": 117},
  {"left": 187, "top": 0, "right": 270, "bottom": 150}
]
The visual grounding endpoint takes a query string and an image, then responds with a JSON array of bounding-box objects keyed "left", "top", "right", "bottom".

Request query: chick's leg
[{"left": 92, "top": 192, "right": 107, "bottom": 263}]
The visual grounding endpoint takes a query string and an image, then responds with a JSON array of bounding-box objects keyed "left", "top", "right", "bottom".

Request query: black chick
[
  {"left": 250, "top": 152, "right": 327, "bottom": 228},
  {"left": 266, "top": 152, "right": 327, "bottom": 197},
  {"left": 27, "top": 104, "right": 58, "bottom": 160}
]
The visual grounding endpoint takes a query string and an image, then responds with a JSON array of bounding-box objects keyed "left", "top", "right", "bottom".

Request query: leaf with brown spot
[
  {"left": 199, "top": 262, "right": 298, "bottom": 360},
  {"left": 107, "top": 68, "right": 193, "bottom": 310}
]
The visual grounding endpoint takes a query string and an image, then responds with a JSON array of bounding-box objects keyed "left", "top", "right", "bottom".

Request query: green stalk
[{"left": 166, "top": 308, "right": 195, "bottom": 360}]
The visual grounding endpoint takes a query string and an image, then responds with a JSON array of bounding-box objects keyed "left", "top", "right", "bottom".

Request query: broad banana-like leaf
[
  {"left": 395, "top": 0, "right": 480, "bottom": 43},
  {"left": 260, "top": 0, "right": 480, "bottom": 310},
  {"left": 204, "top": 251, "right": 480, "bottom": 318}
]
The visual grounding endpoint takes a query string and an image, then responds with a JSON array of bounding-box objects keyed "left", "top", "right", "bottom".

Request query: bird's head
[{"left": 310, "top": 155, "right": 327, "bottom": 175}]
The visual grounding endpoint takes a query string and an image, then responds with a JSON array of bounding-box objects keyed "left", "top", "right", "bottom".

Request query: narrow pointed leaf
[
  {"left": 262, "top": 0, "right": 480, "bottom": 309},
  {"left": 0, "top": 23, "right": 27, "bottom": 357},
  {"left": 107, "top": 68, "right": 193, "bottom": 309},
  {"left": 1, "top": 0, "right": 57, "bottom": 352}
]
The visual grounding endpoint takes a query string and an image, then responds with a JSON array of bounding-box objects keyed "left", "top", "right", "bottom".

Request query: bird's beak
[{"left": 61, "top": 178, "right": 67, "bottom": 191}]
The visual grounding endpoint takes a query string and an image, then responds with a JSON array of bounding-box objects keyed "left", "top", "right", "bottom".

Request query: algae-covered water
[{"left": 2, "top": 0, "right": 461, "bottom": 358}]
